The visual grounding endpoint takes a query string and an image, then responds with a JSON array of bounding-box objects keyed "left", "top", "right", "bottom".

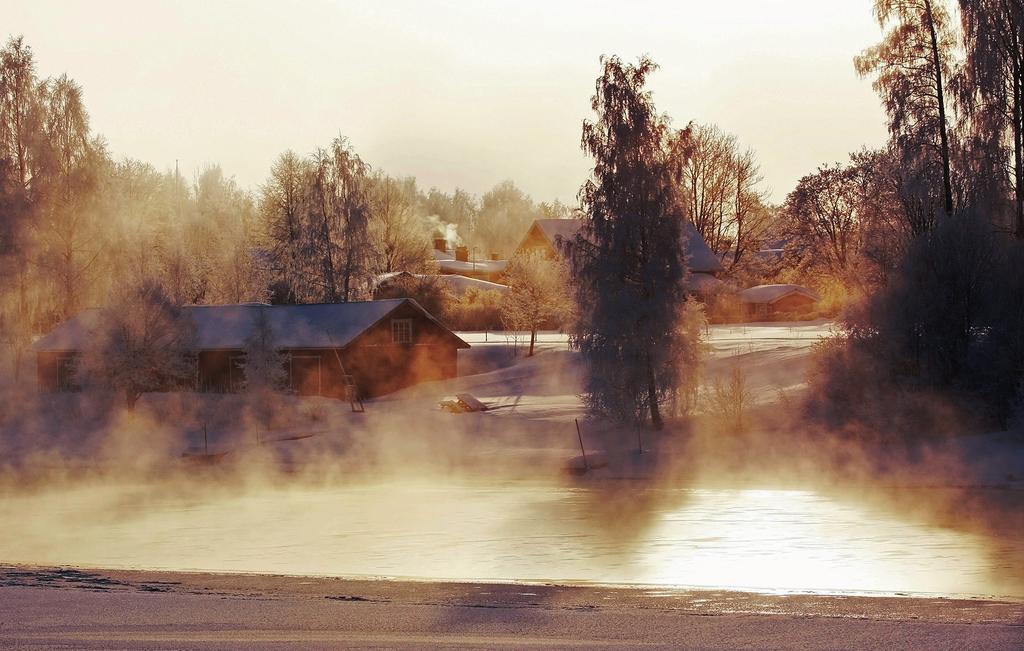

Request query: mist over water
[
  {"left": 1, "top": 478, "right": 1020, "bottom": 599},
  {"left": 1, "top": 326, "right": 1020, "bottom": 602}
]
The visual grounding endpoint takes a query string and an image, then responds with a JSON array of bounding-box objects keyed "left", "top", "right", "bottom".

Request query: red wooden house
[{"left": 34, "top": 299, "right": 469, "bottom": 399}]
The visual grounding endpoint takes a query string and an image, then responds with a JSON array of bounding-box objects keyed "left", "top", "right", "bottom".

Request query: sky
[{"left": 5, "top": 0, "right": 889, "bottom": 204}]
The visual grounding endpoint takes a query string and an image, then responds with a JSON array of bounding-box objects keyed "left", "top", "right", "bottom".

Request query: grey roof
[
  {"left": 737, "top": 284, "right": 821, "bottom": 304},
  {"left": 33, "top": 299, "right": 468, "bottom": 352},
  {"left": 684, "top": 272, "right": 724, "bottom": 294},
  {"left": 526, "top": 218, "right": 724, "bottom": 274},
  {"left": 533, "top": 218, "right": 584, "bottom": 248}
]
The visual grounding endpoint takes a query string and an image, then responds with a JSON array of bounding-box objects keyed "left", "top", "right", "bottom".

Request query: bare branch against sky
[{"left": 7, "top": 0, "right": 886, "bottom": 202}]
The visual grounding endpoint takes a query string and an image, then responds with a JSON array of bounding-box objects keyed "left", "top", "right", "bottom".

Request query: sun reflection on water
[
  {"left": 0, "top": 482, "right": 1019, "bottom": 598},
  {"left": 636, "top": 489, "right": 997, "bottom": 595}
]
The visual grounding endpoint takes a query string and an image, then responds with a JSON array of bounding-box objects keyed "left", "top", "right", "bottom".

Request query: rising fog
[{"left": 0, "top": 0, "right": 1022, "bottom": 601}]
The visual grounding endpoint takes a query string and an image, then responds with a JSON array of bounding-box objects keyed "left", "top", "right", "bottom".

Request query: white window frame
[{"left": 391, "top": 318, "right": 413, "bottom": 344}]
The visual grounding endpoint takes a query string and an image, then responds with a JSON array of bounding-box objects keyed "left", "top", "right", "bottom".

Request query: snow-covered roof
[
  {"left": 523, "top": 218, "right": 724, "bottom": 274},
  {"left": 32, "top": 308, "right": 104, "bottom": 353},
  {"left": 435, "top": 274, "right": 509, "bottom": 294},
  {"left": 436, "top": 257, "right": 508, "bottom": 275},
  {"left": 737, "top": 284, "right": 821, "bottom": 305},
  {"left": 375, "top": 272, "right": 509, "bottom": 295},
  {"left": 33, "top": 299, "right": 468, "bottom": 352}
]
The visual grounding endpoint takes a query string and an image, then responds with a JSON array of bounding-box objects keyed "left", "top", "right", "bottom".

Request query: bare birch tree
[{"left": 856, "top": 0, "right": 958, "bottom": 218}]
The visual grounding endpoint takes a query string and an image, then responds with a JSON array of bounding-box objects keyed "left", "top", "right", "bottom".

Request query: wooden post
[
  {"left": 203, "top": 422, "right": 209, "bottom": 456},
  {"left": 575, "top": 418, "right": 588, "bottom": 470}
]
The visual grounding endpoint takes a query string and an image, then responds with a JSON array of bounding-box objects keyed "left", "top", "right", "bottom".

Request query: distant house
[
  {"left": 513, "top": 218, "right": 726, "bottom": 296},
  {"left": 431, "top": 238, "right": 508, "bottom": 283},
  {"left": 33, "top": 299, "right": 469, "bottom": 399},
  {"left": 737, "top": 284, "right": 820, "bottom": 320}
]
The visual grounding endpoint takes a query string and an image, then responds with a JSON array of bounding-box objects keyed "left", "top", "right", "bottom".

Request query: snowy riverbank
[{"left": 0, "top": 567, "right": 1020, "bottom": 650}]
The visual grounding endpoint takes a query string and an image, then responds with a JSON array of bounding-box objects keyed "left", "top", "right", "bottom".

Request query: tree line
[
  {"left": 801, "top": 0, "right": 1024, "bottom": 434},
  {"left": 570, "top": 0, "right": 1024, "bottom": 434},
  {"left": 0, "top": 34, "right": 576, "bottom": 378},
  {"left": 781, "top": 1, "right": 1024, "bottom": 293}
]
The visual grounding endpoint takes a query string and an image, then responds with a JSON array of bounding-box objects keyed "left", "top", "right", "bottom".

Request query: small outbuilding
[
  {"left": 737, "top": 284, "right": 820, "bottom": 320},
  {"left": 34, "top": 299, "right": 469, "bottom": 399},
  {"left": 514, "top": 218, "right": 725, "bottom": 298}
]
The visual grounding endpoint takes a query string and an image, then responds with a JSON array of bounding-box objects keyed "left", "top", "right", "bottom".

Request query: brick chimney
[
  {"left": 455, "top": 246, "right": 469, "bottom": 262},
  {"left": 433, "top": 237, "right": 447, "bottom": 252},
  {"left": 490, "top": 252, "right": 500, "bottom": 261}
]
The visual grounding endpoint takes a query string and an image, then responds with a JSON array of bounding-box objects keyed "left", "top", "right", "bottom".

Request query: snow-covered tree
[
  {"left": 500, "top": 250, "right": 571, "bottom": 356},
  {"left": 366, "top": 173, "right": 434, "bottom": 276},
  {"left": 79, "top": 279, "right": 195, "bottom": 408},
  {"left": 240, "top": 307, "right": 288, "bottom": 392},
  {"left": 572, "top": 55, "right": 696, "bottom": 430}
]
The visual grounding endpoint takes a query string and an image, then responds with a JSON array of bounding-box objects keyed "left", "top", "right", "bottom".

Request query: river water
[{"left": 2, "top": 481, "right": 1020, "bottom": 598}]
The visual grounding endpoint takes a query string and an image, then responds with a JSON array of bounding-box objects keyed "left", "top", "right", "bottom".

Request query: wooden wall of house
[
  {"left": 744, "top": 294, "right": 818, "bottom": 321},
  {"left": 284, "top": 347, "right": 347, "bottom": 398},
  {"left": 343, "top": 302, "right": 462, "bottom": 397},
  {"left": 770, "top": 293, "right": 817, "bottom": 316},
  {"left": 36, "top": 352, "right": 79, "bottom": 392},
  {"left": 197, "top": 350, "right": 244, "bottom": 392},
  {"left": 515, "top": 225, "right": 556, "bottom": 259}
]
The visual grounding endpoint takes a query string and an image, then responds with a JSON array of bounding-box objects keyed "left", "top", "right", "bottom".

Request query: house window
[{"left": 391, "top": 318, "right": 413, "bottom": 344}]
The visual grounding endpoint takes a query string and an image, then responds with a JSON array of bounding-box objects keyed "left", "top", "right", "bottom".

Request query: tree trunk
[
  {"left": 342, "top": 250, "right": 352, "bottom": 303},
  {"left": 529, "top": 328, "right": 536, "bottom": 356},
  {"left": 924, "top": 0, "right": 954, "bottom": 216},
  {"left": 13, "top": 347, "right": 22, "bottom": 383},
  {"left": 1014, "top": 51, "right": 1024, "bottom": 238},
  {"left": 14, "top": 266, "right": 28, "bottom": 382},
  {"left": 646, "top": 352, "right": 663, "bottom": 431}
]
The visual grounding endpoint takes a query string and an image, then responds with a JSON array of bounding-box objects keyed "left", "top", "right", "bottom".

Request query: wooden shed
[
  {"left": 33, "top": 299, "right": 469, "bottom": 399},
  {"left": 737, "top": 284, "right": 820, "bottom": 320}
]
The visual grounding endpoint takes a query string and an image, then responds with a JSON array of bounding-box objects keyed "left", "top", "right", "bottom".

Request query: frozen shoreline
[{"left": 0, "top": 566, "right": 1021, "bottom": 650}]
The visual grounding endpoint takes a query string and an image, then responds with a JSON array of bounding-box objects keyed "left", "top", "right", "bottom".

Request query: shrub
[
  {"left": 445, "top": 288, "right": 504, "bottom": 331},
  {"left": 705, "top": 366, "right": 751, "bottom": 434},
  {"left": 808, "top": 214, "right": 1024, "bottom": 433}
]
